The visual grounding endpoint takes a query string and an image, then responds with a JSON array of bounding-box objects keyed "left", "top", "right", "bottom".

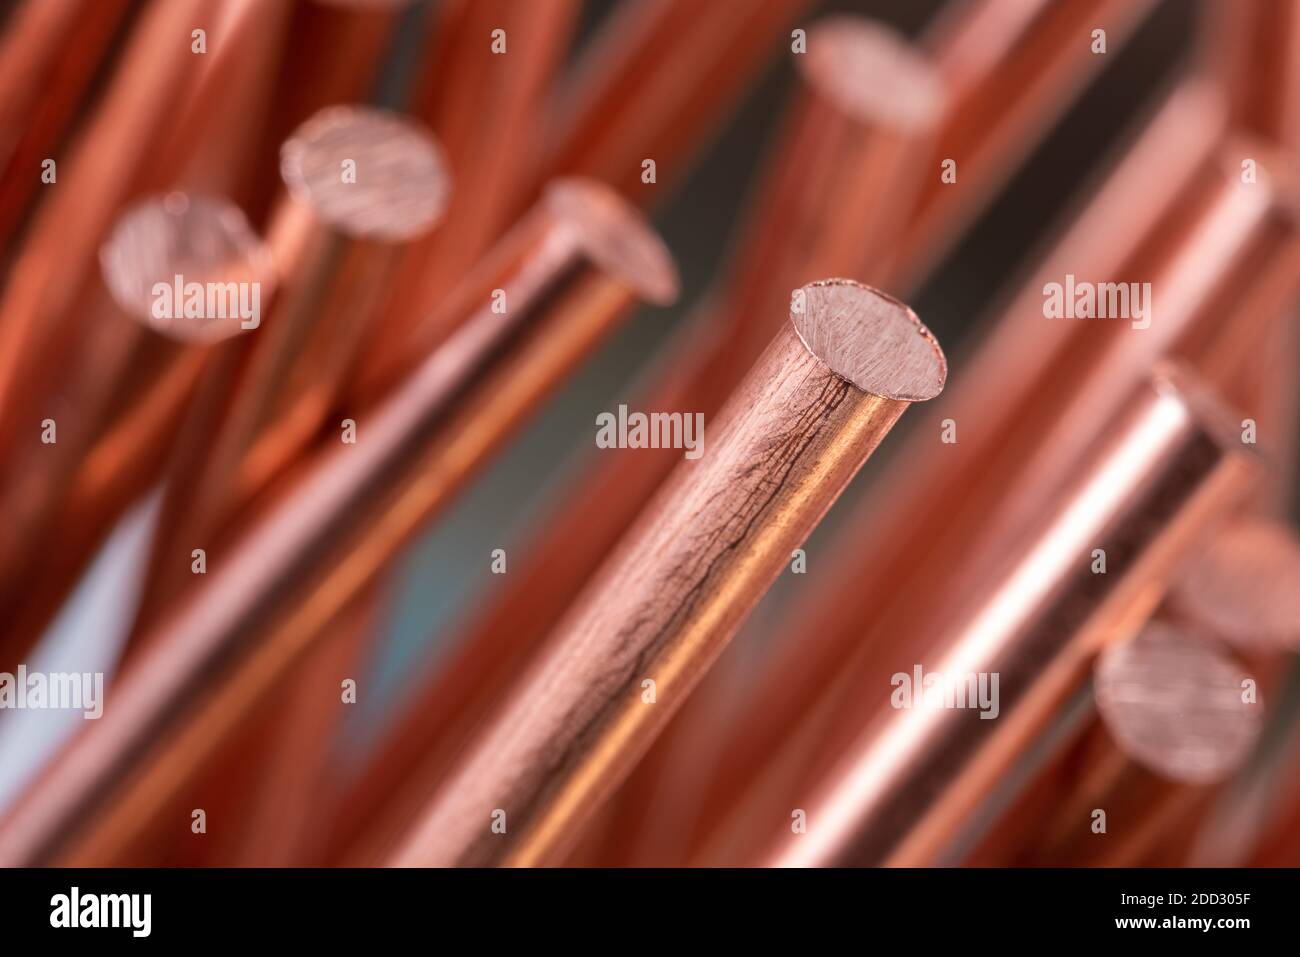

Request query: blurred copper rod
[
  {"left": 387, "top": 279, "right": 947, "bottom": 868},
  {"left": 667, "top": 79, "right": 1229, "bottom": 842},
  {"left": 243, "top": 0, "right": 414, "bottom": 220},
  {"left": 977, "top": 623, "right": 1261, "bottom": 867},
  {"left": 744, "top": 365, "right": 1257, "bottom": 867},
  {"left": 358, "top": 0, "right": 578, "bottom": 374},
  {"left": 0, "top": 179, "right": 678, "bottom": 866},
  {"left": 541, "top": 0, "right": 810, "bottom": 203},
  {"left": 227, "top": 592, "right": 382, "bottom": 866},
  {"left": 1202, "top": 0, "right": 1300, "bottom": 149},
  {"left": 891, "top": 0, "right": 1155, "bottom": 286},
  {"left": 324, "top": 16, "right": 945, "bottom": 861},
  {"left": 0, "top": 0, "right": 287, "bottom": 634},
  {"left": 0, "top": 0, "right": 132, "bottom": 254},
  {"left": 0, "top": 193, "right": 272, "bottom": 672},
  {"left": 0, "top": 0, "right": 252, "bottom": 464},
  {"left": 967, "top": 517, "right": 1300, "bottom": 866},
  {"left": 132, "top": 106, "right": 449, "bottom": 635}
]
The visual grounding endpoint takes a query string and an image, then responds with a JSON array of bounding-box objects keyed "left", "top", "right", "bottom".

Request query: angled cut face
[{"left": 790, "top": 278, "right": 947, "bottom": 401}]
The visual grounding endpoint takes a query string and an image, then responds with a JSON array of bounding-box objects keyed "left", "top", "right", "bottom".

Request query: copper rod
[
  {"left": 0, "top": 0, "right": 247, "bottom": 464},
  {"left": 243, "top": 0, "right": 414, "bottom": 222},
  {"left": 0, "top": 0, "right": 132, "bottom": 256},
  {"left": 1166, "top": 518, "right": 1300, "bottom": 655},
  {"left": 733, "top": 365, "right": 1256, "bottom": 867},
  {"left": 541, "top": 0, "right": 810, "bottom": 204},
  {"left": 890, "top": 0, "right": 1155, "bottom": 286},
  {"left": 325, "top": 15, "right": 945, "bottom": 862},
  {"left": 386, "top": 279, "right": 947, "bottom": 867},
  {"left": 358, "top": 0, "right": 578, "bottom": 374},
  {"left": 660, "top": 80, "right": 1230, "bottom": 851},
  {"left": 1005, "top": 623, "right": 1262, "bottom": 867},
  {"left": 1204, "top": 0, "right": 1300, "bottom": 149},
  {"left": 0, "top": 179, "right": 677, "bottom": 866},
  {"left": 0, "top": 0, "right": 288, "bottom": 627},
  {"left": 969, "top": 516, "right": 1300, "bottom": 867},
  {"left": 226, "top": 591, "right": 381, "bottom": 867},
  {"left": 0, "top": 193, "right": 272, "bottom": 670},
  {"left": 132, "top": 106, "right": 450, "bottom": 635},
  {"left": 709, "top": 17, "right": 944, "bottom": 376}
]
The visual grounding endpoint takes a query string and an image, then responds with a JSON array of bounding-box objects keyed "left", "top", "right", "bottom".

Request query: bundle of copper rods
[{"left": 0, "top": 0, "right": 1297, "bottom": 869}]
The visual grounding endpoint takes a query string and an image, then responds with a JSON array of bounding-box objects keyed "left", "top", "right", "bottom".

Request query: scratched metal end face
[
  {"left": 1096, "top": 622, "right": 1261, "bottom": 784},
  {"left": 790, "top": 278, "right": 947, "bottom": 402},
  {"left": 280, "top": 105, "right": 450, "bottom": 242}
]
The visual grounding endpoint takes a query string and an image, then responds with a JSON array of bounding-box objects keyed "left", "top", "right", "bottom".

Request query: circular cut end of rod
[
  {"left": 1095, "top": 623, "right": 1261, "bottom": 785},
  {"left": 544, "top": 177, "right": 680, "bottom": 306},
  {"left": 789, "top": 279, "right": 946, "bottom": 400},
  {"left": 100, "top": 192, "right": 274, "bottom": 344},
  {"left": 280, "top": 106, "right": 450, "bottom": 241},
  {"left": 800, "top": 17, "right": 946, "bottom": 129},
  {"left": 1168, "top": 518, "right": 1300, "bottom": 653}
]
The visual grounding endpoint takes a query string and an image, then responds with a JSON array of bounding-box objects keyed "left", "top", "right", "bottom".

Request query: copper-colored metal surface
[
  {"left": 0, "top": 179, "right": 677, "bottom": 866},
  {"left": 542, "top": 0, "right": 810, "bottom": 203},
  {"left": 891, "top": 0, "right": 1155, "bottom": 286},
  {"left": 0, "top": 0, "right": 289, "bottom": 647},
  {"left": 1205, "top": 0, "right": 1300, "bottom": 149},
  {"left": 133, "top": 107, "right": 449, "bottom": 633},
  {"left": 979, "top": 623, "right": 1261, "bottom": 867},
  {"left": 663, "top": 81, "right": 1230, "bottom": 852},
  {"left": 2, "top": 0, "right": 1299, "bottom": 880},
  {"left": 1167, "top": 518, "right": 1300, "bottom": 654},
  {"left": 243, "top": 0, "right": 413, "bottom": 222},
  {"left": 226, "top": 591, "right": 381, "bottom": 867},
  {"left": 325, "top": 15, "right": 945, "bottom": 863},
  {"left": 1096, "top": 623, "right": 1261, "bottom": 785},
  {"left": 366, "top": 0, "right": 577, "bottom": 356},
  {"left": 0, "top": 0, "right": 213, "bottom": 464},
  {"left": 0, "top": 193, "right": 272, "bottom": 668},
  {"left": 0, "top": 0, "right": 132, "bottom": 256},
  {"left": 387, "top": 279, "right": 946, "bottom": 867},
  {"left": 735, "top": 366, "right": 1256, "bottom": 867}
]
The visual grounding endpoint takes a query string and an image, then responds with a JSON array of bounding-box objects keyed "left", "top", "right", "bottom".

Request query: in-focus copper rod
[
  {"left": 325, "top": 15, "right": 945, "bottom": 863},
  {"left": 741, "top": 365, "right": 1256, "bottom": 867},
  {"left": 662, "top": 80, "right": 1229, "bottom": 850},
  {"left": 541, "top": 0, "right": 810, "bottom": 204},
  {"left": 891, "top": 0, "right": 1155, "bottom": 286},
  {"left": 387, "top": 279, "right": 947, "bottom": 867},
  {"left": 0, "top": 179, "right": 677, "bottom": 866}
]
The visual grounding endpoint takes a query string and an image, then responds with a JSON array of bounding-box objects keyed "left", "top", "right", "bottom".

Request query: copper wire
[
  {"left": 734, "top": 365, "right": 1256, "bottom": 867},
  {"left": 132, "top": 106, "right": 450, "bottom": 635},
  {"left": 0, "top": 179, "right": 677, "bottom": 866},
  {"left": 324, "top": 14, "right": 946, "bottom": 864},
  {"left": 655, "top": 80, "right": 1230, "bottom": 855},
  {"left": 386, "top": 279, "right": 946, "bottom": 867},
  {"left": 542, "top": 0, "right": 810, "bottom": 203}
]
